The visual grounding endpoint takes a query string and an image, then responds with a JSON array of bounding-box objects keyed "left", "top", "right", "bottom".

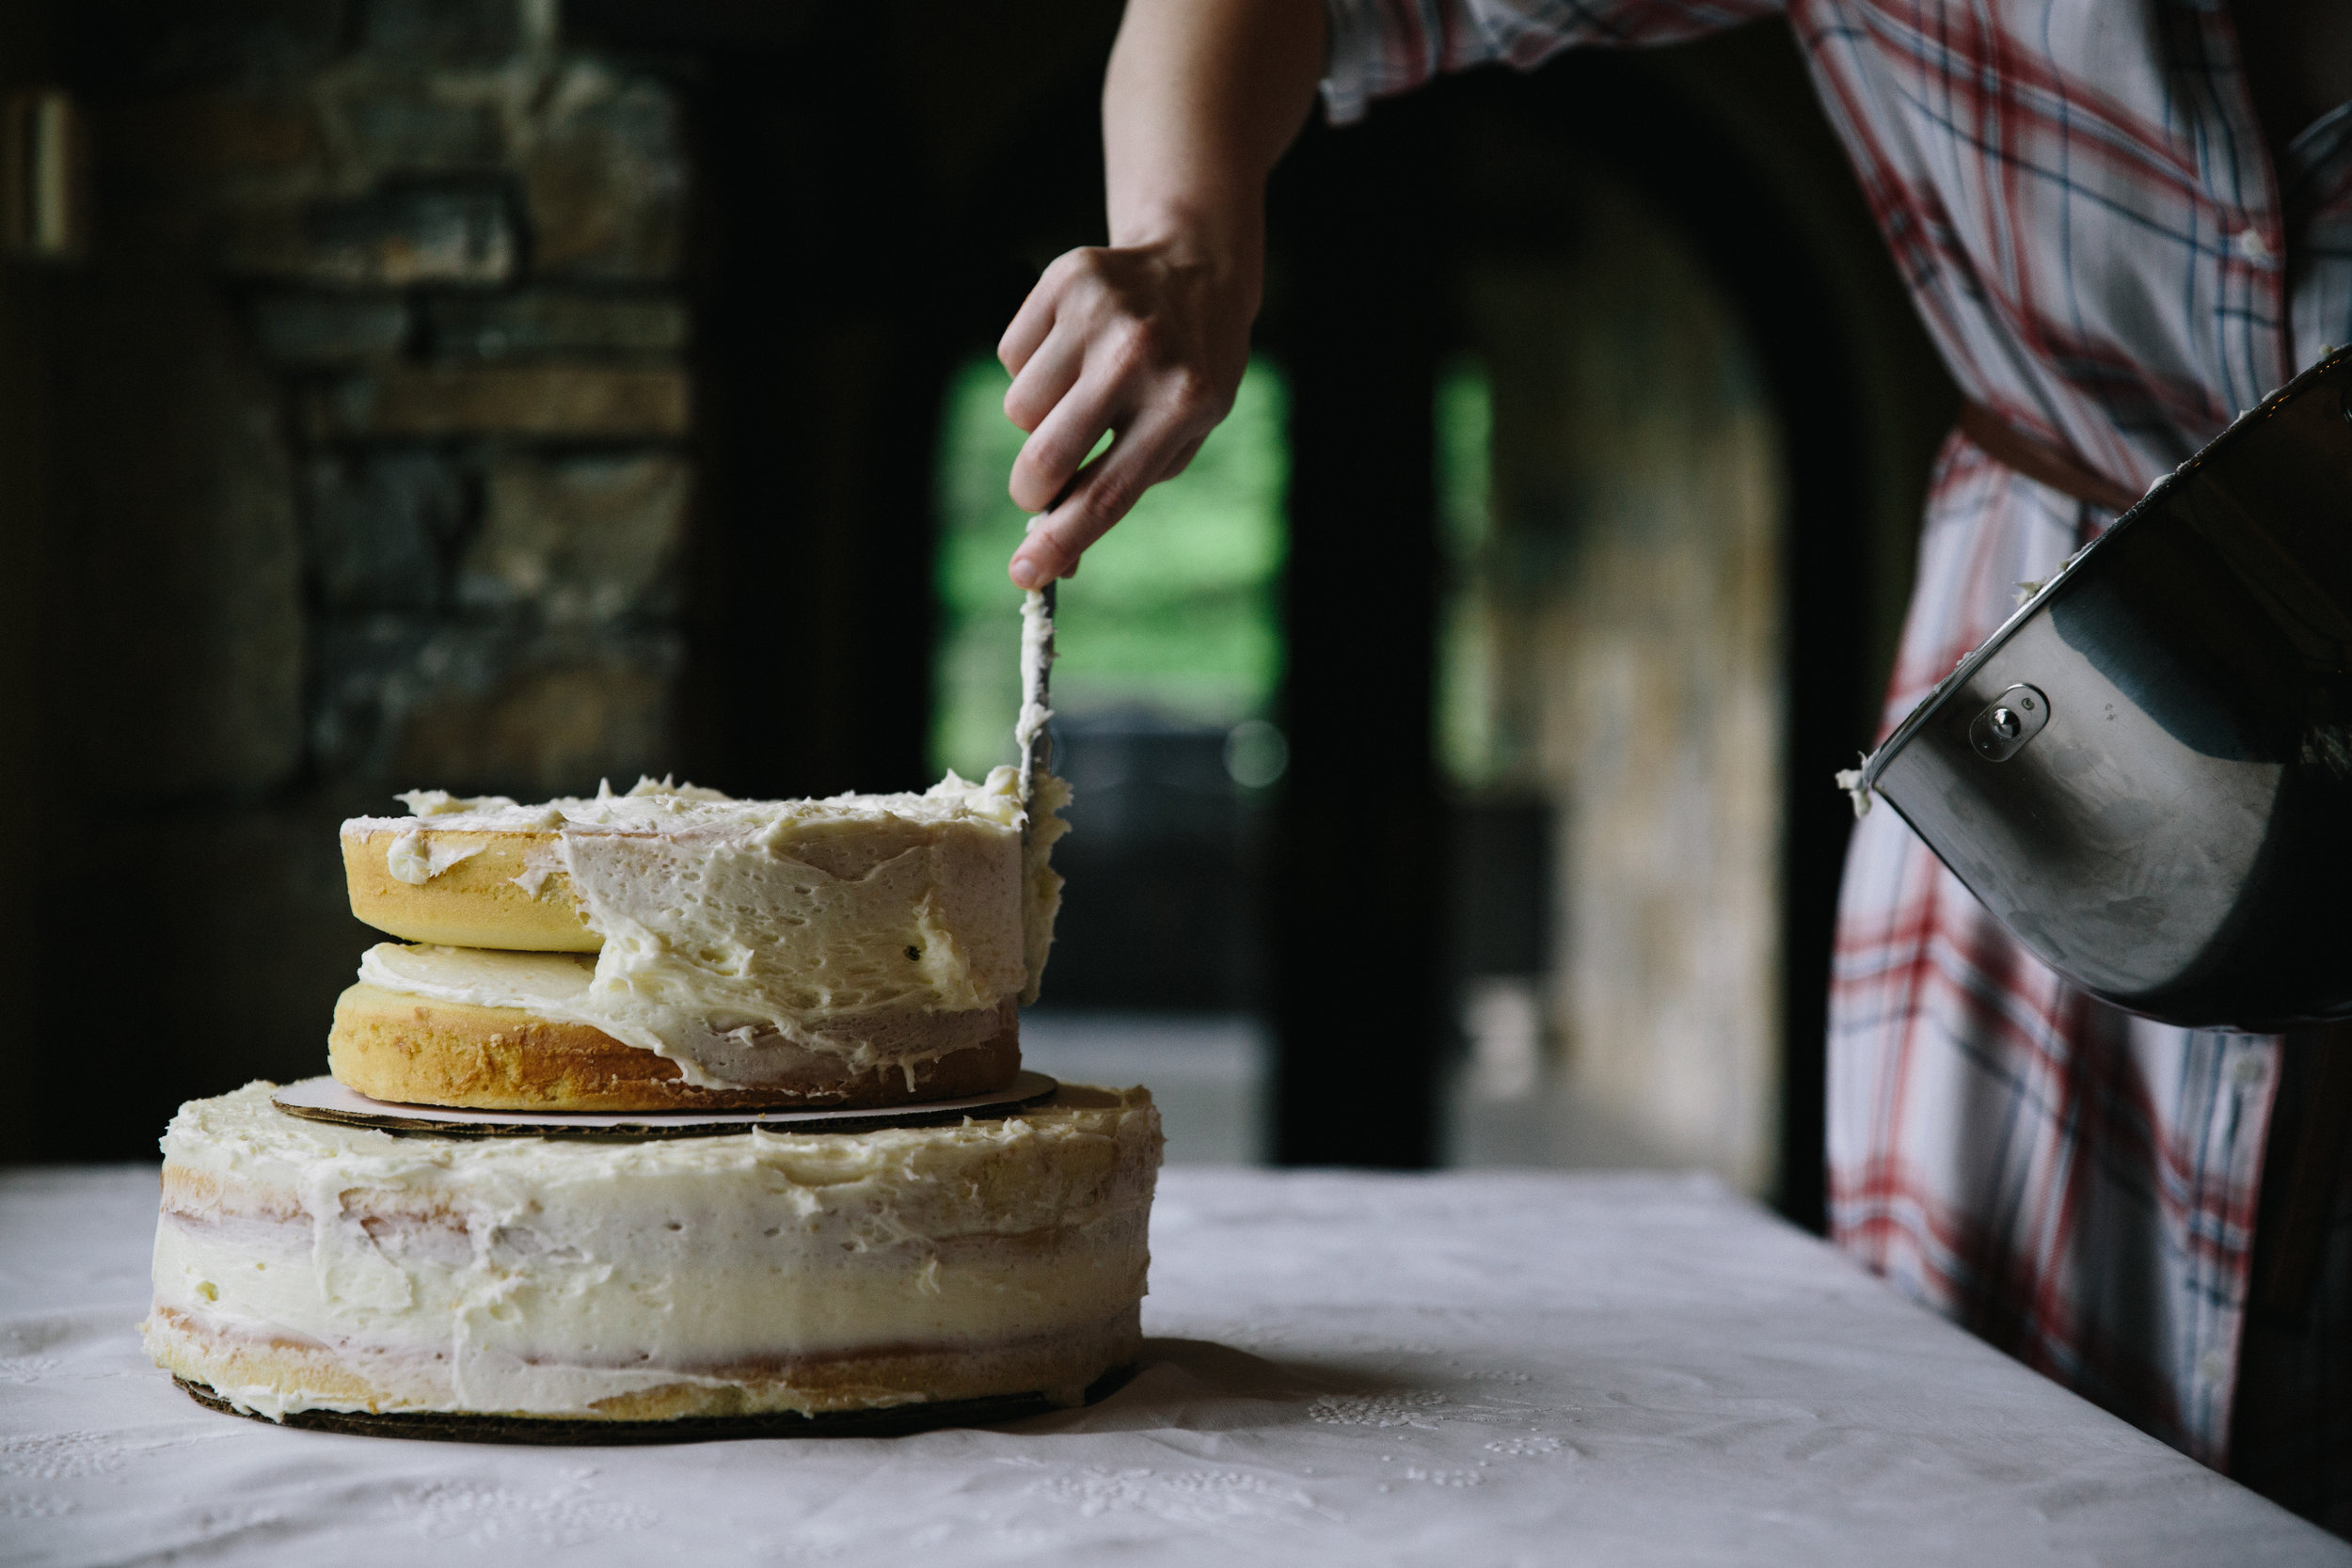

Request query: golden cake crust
[
  {"left": 327, "top": 983, "right": 1022, "bottom": 1111},
  {"left": 342, "top": 828, "right": 598, "bottom": 951},
  {"left": 147, "top": 1304, "right": 1140, "bottom": 1420}
]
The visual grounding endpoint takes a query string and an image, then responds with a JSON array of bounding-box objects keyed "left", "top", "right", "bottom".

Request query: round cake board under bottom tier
[{"left": 175, "top": 1364, "right": 1136, "bottom": 1445}]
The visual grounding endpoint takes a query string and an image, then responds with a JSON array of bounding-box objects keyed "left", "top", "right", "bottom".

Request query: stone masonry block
[
  {"left": 307, "top": 363, "right": 691, "bottom": 438},
  {"left": 338, "top": 94, "right": 505, "bottom": 173},
  {"left": 457, "top": 452, "right": 687, "bottom": 623},
  {"left": 392, "top": 651, "right": 676, "bottom": 796},
  {"left": 309, "top": 614, "right": 437, "bottom": 776},
  {"left": 304, "top": 448, "right": 469, "bottom": 612},
  {"left": 521, "top": 65, "right": 687, "bottom": 280},
  {"left": 222, "top": 182, "right": 516, "bottom": 287},
  {"left": 423, "top": 293, "right": 691, "bottom": 357},
  {"left": 250, "top": 293, "right": 410, "bottom": 362},
  {"left": 359, "top": 0, "right": 534, "bottom": 64},
  {"left": 310, "top": 619, "right": 679, "bottom": 792}
]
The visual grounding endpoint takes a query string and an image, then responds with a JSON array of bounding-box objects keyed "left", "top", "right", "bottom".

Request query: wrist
[{"left": 1106, "top": 196, "right": 1262, "bottom": 285}]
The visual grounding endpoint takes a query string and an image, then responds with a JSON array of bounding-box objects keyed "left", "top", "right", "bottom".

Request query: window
[
  {"left": 1436, "top": 355, "right": 1497, "bottom": 791},
  {"left": 930, "top": 356, "right": 1290, "bottom": 779}
]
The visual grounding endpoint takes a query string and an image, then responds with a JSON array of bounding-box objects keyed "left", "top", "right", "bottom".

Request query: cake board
[
  {"left": 270, "top": 1070, "right": 1061, "bottom": 1141},
  {"left": 175, "top": 1364, "right": 1137, "bottom": 1445}
]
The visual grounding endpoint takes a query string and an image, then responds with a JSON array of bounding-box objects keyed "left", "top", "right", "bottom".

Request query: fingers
[
  {"left": 1010, "top": 470, "right": 1120, "bottom": 588},
  {"left": 996, "top": 251, "right": 1077, "bottom": 376},
  {"left": 1002, "top": 317, "right": 1086, "bottom": 435},
  {"left": 1009, "top": 339, "right": 1146, "bottom": 512},
  {"left": 1009, "top": 393, "right": 1107, "bottom": 515},
  {"left": 1009, "top": 317, "right": 1219, "bottom": 512},
  {"left": 1009, "top": 405, "right": 1194, "bottom": 589},
  {"left": 1156, "top": 432, "right": 1209, "bottom": 483},
  {"left": 995, "top": 238, "right": 1254, "bottom": 586}
]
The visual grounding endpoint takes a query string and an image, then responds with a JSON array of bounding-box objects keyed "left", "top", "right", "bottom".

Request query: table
[{"left": 5, "top": 1164, "right": 2344, "bottom": 1566}]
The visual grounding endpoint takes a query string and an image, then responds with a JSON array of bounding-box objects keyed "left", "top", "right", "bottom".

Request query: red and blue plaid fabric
[{"left": 1325, "top": 0, "right": 2352, "bottom": 1470}]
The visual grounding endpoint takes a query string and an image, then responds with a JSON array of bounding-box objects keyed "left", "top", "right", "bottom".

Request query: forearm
[
  {"left": 998, "top": 0, "right": 1327, "bottom": 587},
  {"left": 1103, "top": 0, "right": 1327, "bottom": 268}
]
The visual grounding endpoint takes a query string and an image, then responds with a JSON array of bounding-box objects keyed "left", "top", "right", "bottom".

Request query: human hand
[{"left": 997, "top": 235, "right": 1257, "bottom": 589}]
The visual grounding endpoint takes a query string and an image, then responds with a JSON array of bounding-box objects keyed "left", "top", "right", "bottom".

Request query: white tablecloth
[{"left": 5, "top": 1164, "right": 2344, "bottom": 1566}]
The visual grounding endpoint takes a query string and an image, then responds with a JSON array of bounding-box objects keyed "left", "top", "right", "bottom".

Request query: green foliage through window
[
  {"left": 1436, "top": 356, "right": 1498, "bottom": 790},
  {"left": 931, "top": 356, "right": 1291, "bottom": 779}
]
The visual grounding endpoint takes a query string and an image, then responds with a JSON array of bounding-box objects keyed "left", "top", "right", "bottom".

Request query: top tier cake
[{"left": 332, "top": 768, "right": 1071, "bottom": 1111}]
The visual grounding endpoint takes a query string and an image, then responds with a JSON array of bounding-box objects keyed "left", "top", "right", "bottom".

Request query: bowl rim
[{"left": 1855, "top": 346, "right": 2352, "bottom": 798}]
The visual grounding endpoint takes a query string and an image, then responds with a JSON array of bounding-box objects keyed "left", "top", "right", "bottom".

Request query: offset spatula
[{"left": 1017, "top": 582, "right": 1057, "bottom": 831}]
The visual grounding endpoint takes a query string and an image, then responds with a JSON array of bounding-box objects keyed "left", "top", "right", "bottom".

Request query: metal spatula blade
[{"left": 1017, "top": 582, "right": 1057, "bottom": 819}]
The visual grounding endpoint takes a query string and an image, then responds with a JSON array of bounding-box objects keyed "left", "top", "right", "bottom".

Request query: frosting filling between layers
[
  {"left": 144, "top": 1082, "right": 1159, "bottom": 1420},
  {"left": 342, "top": 769, "right": 1072, "bottom": 1088},
  {"left": 358, "top": 942, "right": 598, "bottom": 1009}
]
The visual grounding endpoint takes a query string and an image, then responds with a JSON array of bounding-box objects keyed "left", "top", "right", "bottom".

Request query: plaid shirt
[{"left": 1325, "top": 0, "right": 2352, "bottom": 1475}]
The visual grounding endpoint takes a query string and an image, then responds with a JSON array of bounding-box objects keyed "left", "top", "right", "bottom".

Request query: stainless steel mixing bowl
[{"left": 1858, "top": 346, "right": 2352, "bottom": 1031}]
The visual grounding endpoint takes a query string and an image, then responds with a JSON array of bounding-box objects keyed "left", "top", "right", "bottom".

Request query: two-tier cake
[{"left": 142, "top": 758, "right": 1163, "bottom": 1435}]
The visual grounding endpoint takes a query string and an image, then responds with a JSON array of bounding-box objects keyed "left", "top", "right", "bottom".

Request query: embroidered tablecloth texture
[{"left": 3, "top": 1165, "right": 2342, "bottom": 1566}]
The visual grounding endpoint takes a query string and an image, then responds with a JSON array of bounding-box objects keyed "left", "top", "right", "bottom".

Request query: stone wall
[
  {"left": 149, "top": 0, "right": 692, "bottom": 795},
  {"left": 1462, "top": 168, "right": 1788, "bottom": 1197},
  {"left": 12, "top": 0, "right": 698, "bottom": 1154}
]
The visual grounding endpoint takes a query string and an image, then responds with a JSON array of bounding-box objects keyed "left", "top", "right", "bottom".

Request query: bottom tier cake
[{"left": 144, "top": 1081, "right": 1159, "bottom": 1425}]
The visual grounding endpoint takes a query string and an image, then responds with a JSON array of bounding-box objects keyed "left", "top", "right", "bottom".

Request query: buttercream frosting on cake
[
  {"left": 341, "top": 769, "right": 1071, "bottom": 1090},
  {"left": 144, "top": 1081, "right": 1159, "bottom": 1422}
]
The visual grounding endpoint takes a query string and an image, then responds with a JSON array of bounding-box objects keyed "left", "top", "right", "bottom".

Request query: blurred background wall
[{"left": 0, "top": 1, "right": 1953, "bottom": 1219}]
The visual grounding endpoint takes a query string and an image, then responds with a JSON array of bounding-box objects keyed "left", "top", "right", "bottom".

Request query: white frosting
[
  {"left": 346, "top": 771, "right": 1071, "bottom": 1087},
  {"left": 358, "top": 942, "right": 596, "bottom": 1009},
  {"left": 384, "top": 831, "right": 485, "bottom": 884},
  {"left": 145, "top": 1082, "right": 1159, "bottom": 1421},
  {"left": 353, "top": 772, "right": 1025, "bottom": 839},
  {"left": 394, "top": 788, "right": 515, "bottom": 817},
  {"left": 1017, "top": 586, "right": 1056, "bottom": 796}
]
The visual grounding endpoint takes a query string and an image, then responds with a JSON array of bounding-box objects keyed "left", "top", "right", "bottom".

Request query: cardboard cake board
[
  {"left": 176, "top": 1365, "right": 1137, "bottom": 1445},
  {"left": 271, "top": 1070, "right": 1061, "bottom": 1141}
]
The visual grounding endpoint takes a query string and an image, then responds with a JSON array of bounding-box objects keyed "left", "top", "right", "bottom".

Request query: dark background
[{"left": 0, "top": 1, "right": 1952, "bottom": 1225}]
